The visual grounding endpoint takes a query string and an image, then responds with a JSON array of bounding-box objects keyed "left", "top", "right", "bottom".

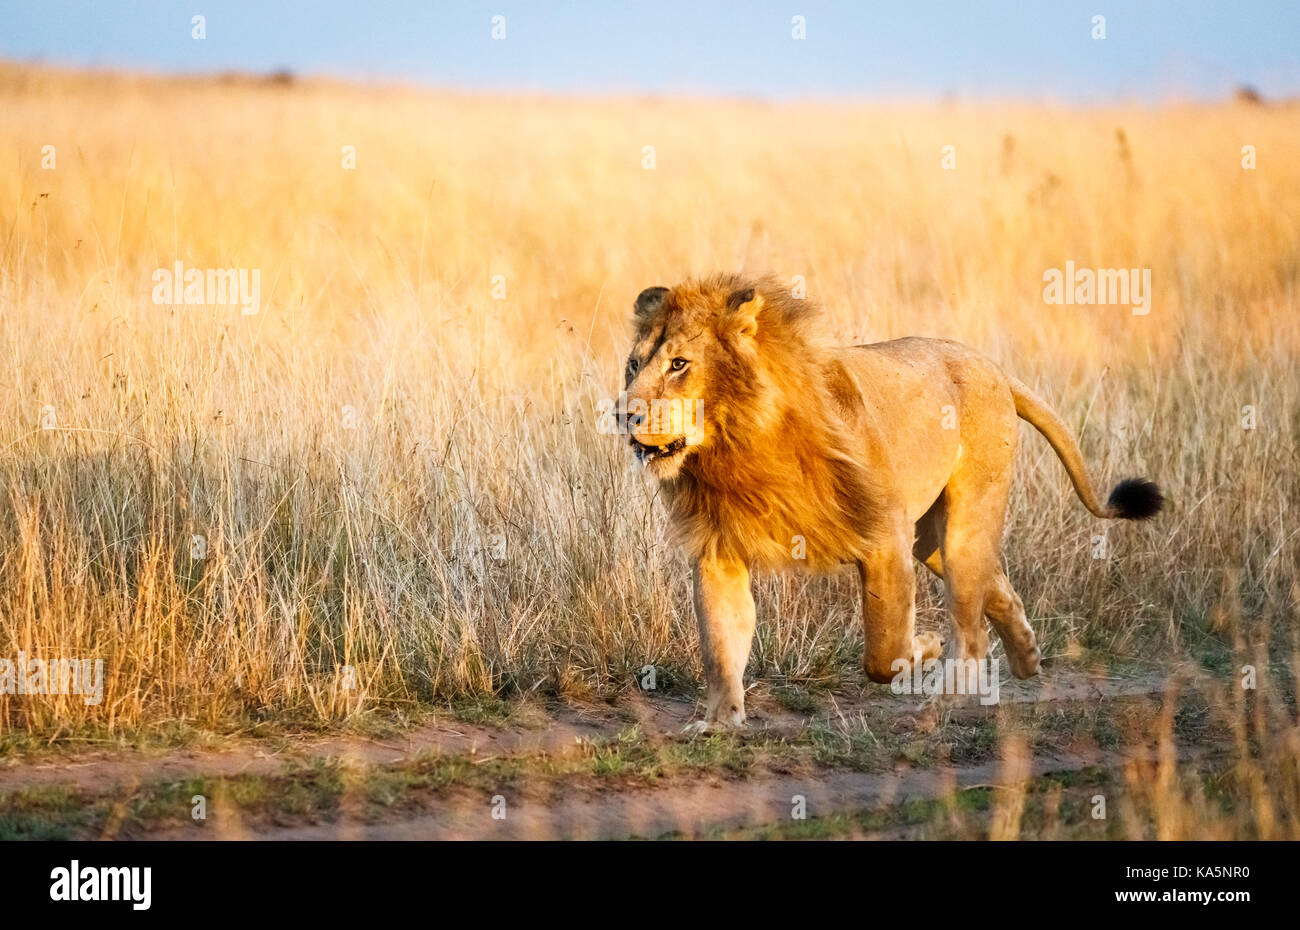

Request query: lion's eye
[
  {"left": 627, "top": 358, "right": 639, "bottom": 375},
  {"left": 670, "top": 357, "right": 689, "bottom": 372}
]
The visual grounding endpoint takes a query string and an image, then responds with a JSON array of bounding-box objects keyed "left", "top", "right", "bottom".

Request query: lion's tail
[{"left": 1008, "top": 377, "right": 1164, "bottom": 521}]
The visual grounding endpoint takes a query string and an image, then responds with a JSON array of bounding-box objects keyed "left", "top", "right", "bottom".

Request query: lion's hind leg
[
  {"left": 984, "top": 570, "right": 1041, "bottom": 679},
  {"left": 936, "top": 413, "right": 1043, "bottom": 679},
  {"left": 914, "top": 516, "right": 1040, "bottom": 680}
]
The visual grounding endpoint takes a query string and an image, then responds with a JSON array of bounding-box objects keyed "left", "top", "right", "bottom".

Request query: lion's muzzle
[{"left": 629, "top": 435, "right": 687, "bottom": 464}]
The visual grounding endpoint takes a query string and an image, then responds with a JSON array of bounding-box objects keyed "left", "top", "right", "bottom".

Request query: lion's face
[{"left": 621, "top": 282, "right": 762, "bottom": 480}]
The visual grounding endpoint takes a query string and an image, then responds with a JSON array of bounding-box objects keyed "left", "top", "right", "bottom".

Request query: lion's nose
[{"left": 626, "top": 410, "right": 646, "bottom": 429}]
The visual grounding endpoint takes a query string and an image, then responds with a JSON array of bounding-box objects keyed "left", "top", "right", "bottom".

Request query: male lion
[{"left": 621, "top": 274, "right": 1163, "bottom": 731}]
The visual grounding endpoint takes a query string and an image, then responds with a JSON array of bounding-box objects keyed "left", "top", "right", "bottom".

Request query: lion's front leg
[
  {"left": 685, "top": 555, "right": 756, "bottom": 733},
  {"left": 858, "top": 533, "right": 941, "bottom": 684}
]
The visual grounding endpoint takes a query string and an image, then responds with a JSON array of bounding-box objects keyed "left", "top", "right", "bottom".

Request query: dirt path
[
  {"left": 0, "top": 665, "right": 1174, "bottom": 797},
  {"left": 176, "top": 748, "right": 1153, "bottom": 841},
  {"left": 2, "top": 665, "right": 1199, "bottom": 840}
]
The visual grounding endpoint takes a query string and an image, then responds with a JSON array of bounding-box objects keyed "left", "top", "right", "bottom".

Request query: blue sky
[{"left": 2, "top": 0, "right": 1297, "bottom": 101}]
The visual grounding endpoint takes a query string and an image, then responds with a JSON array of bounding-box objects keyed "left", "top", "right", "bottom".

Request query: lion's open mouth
[{"left": 630, "top": 436, "right": 687, "bottom": 464}]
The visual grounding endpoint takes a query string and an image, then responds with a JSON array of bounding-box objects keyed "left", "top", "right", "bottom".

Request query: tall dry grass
[{"left": 0, "top": 64, "right": 1296, "bottom": 738}]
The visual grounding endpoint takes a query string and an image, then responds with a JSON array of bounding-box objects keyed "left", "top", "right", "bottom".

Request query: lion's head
[
  {"left": 619, "top": 273, "right": 882, "bottom": 569},
  {"left": 620, "top": 273, "right": 821, "bottom": 481},
  {"left": 616, "top": 270, "right": 821, "bottom": 476}
]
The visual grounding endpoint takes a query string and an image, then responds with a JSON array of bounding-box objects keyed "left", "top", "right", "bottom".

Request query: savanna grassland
[{"left": 0, "top": 64, "right": 1297, "bottom": 839}]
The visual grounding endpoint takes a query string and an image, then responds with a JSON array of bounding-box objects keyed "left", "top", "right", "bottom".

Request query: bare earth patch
[{"left": 2, "top": 663, "right": 1236, "bottom": 840}]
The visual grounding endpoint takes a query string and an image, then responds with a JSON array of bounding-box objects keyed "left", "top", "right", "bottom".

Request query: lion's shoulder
[{"left": 821, "top": 356, "right": 867, "bottom": 429}]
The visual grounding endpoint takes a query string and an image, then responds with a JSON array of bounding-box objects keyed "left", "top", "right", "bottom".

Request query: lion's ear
[
  {"left": 634, "top": 286, "right": 669, "bottom": 319},
  {"left": 723, "top": 287, "right": 762, "bottom": 339}
]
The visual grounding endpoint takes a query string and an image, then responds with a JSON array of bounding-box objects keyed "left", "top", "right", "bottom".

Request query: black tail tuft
[{"left": 1107, "top": 478, "right": 1164, "bottom": 520}]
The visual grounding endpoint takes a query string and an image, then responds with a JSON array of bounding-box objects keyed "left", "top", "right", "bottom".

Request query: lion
[{"left": 620, "top": 273, "right": 1163, "bottom": 731}]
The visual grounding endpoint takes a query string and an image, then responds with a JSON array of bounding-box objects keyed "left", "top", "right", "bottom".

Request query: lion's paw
[
  {"left": 681, "top": 715, "right": 746, "bottom": 737},
  {"left": 1007, "top": 644, "right": 1042, "bottom": 679},
  {"left": 913, "top": 632, "right": 944, "bottom": 663}
]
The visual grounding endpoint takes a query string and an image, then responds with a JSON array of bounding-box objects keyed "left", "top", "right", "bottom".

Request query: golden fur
[{"left": 622, "top": 274, "right": 1163, "bottom": 729}]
